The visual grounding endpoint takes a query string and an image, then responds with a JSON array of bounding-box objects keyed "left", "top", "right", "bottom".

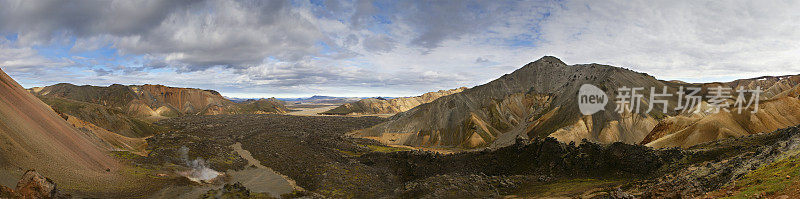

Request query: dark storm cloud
[
  {"left": 401, "top": 0, "right": 498, "bottom": 49},
  {"left": 115, "top": 0, "right": 324, "bottom": 70},
  {"left": 0, "top": 0, "right": 324, "bottom": 71},
  {"left": 362, "top": 35, "right": 396, "bottom": 53},
  {"left": 346, "top": 0, "right": 512, "bottom": 50},
  {"left": 349, "top": 0, "right": 378, "bottom": 29},
  {"left": 93, "top": 68, "right": 112, "bottom": 76},
  {"left": 0, "top": 0, "right": 197, "bottom": 43}
]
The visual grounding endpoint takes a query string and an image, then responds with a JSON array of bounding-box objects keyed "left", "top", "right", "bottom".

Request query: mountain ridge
[
  {"left": 28, "top": 83, "right": 288, "bottom": 121},
  {"left": 355, "top": 56, "right": 800, "bottom": 149}
]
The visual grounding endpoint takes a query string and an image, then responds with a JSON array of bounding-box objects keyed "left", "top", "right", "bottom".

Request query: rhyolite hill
[
  {"left": 29, "top": 83, "right": 288, "bottom": 121},
  {"left": 356, "top": 56, "right": 800, "bottom": 149}
]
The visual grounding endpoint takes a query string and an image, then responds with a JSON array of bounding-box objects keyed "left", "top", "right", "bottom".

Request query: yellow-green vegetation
[
  {"left": 110, "top": 151, "right": 142, "bottom": 160},
  {"left": 335, "top": 148, "right": 361, "bottom": 157},
  {"left": 279, "top": 190, "right": 315, "bottom": 198},
  {"left": 721, "top": 154, "right": 800, "bottom": 198},
  {"left": 514, "top": 178, "right": 626, "bottom": 197},
  {"left": 208, "top": 151, "right": 242, "bottom": 166},
  {"left": 314, "top": 163, "right": 381, "bottom": 198},
  {"left": 129, "top": 117, "right": 168, "bottom": 135},
  {"left": 336, "top": 144, "right": 409, "bottom": 157},
  {"left": 39, "top": 96, "right": 165, "bottom": 137},
  {"left": 364, "top": 144, "right": 409, "bottom": 153},
  {"left": 122, "top": 165, "right": 155, "bottom": 177},
  {"left": 109, "top": 151, "right": 174, "bottom": 180}
]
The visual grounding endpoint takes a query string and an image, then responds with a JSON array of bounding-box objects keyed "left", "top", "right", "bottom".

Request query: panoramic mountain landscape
[{"left": 2, "top": 0, "right": 800, "bottom": 198}]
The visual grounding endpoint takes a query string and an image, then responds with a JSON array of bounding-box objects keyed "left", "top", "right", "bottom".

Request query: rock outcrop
[
  {"left": 322, "top": 87, "right": 467, "bottom": 115},
  {"left": 0, "top": 170, "right": 70, "bottom": 199}
]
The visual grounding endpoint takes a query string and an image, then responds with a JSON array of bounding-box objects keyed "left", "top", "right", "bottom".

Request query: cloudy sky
[{"left": 1, "top": 0, "right": 799, "bottom": 98}]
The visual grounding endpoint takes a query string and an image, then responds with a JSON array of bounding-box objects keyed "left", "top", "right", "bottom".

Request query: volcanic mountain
[
  {"left": 0, "top": 68, "right": 145, "bottom": 194},
  {"left": 322, "top": 87, "right": 467, "bottom": 116},
  {"left": 29, "top": 83, "right": 287, "bottom": 121},
  {"left": 354, "top": 56, "right": 800, "bottom": 149},
  {"left": 39, "top": 96, "right": 163, "bottom": 139}
]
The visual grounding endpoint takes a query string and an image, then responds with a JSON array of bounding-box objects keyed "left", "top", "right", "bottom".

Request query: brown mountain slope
[
  {"left": 29, "top": 83, "right": 287, "bottom": 121},
  {"left": 638, "top": 76, "right": 800, "bottom": 148},
  {"left": 322, "top": 87, "right": 467, "bottom": 115},
  {"left": 39, "top": 96, "right": 163, "bottom": 138},
  {"left": 0, "top": 68, "right": 147, "bottom": 194},
  {"left": 355, "top": 56, "right": 687, "bottom": 148},
  {"left": 355, "top": 56, "right": 800, "bottom": 149},
  {"left": 642, "top": 97, "right": 800, "bottom": 148}
]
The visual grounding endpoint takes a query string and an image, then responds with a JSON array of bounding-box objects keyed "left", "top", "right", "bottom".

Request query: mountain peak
[{"left": 534, "top": 56, "right": 566, "bottom": 65}]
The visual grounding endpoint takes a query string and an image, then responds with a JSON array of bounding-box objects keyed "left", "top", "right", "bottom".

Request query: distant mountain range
[
  {"left": 228, "top": 95, "right": 400, "bottom": 105},
  {"left": 321, "top": 87, "right": 467, "bottom": 115},
  {"left": 279, "top": 95, "right": 378, "bottom": 104}
]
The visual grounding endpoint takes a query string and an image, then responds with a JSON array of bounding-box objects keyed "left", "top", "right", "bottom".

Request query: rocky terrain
[
  {"left": 322, "top": 87, "right": 467, "bottom": 116},
  {"left": 150, "top": 113, "right": 800, "bottom": 198},
  {"left": 154, "top": 114, "right": 392, "bottom": 198},
  {"left": 629, "top": 125, "right": 800, "bottom": 198},
  {"left": 356, "top": 56, "right": 800, "bottom": 150}
]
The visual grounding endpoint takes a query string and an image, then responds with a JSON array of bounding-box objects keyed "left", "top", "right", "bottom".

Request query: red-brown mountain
[{"left": 0, "top": 68, "right": 147, "bottom": 194}]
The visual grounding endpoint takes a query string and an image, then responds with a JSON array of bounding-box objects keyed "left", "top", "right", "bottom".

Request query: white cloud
[
  {"left": 1, "top": 0, "right": 800, "bottom": 97},
  {"left": 0, "top": 38, "right": 74, "bottom": 77},
  {"left": 532, "top": 0, "right": 800, "bottom": 82}
]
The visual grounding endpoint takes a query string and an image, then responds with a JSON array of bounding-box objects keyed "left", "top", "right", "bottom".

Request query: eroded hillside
[
  {"left": 29, "top": 83, "right": 288, "bottom": 121},
  {"left": 0, "top": 69, "right": 159, "bottom": 197},
  {"left": 356, "top": 56, "right": 800, "bottom": 149}
]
